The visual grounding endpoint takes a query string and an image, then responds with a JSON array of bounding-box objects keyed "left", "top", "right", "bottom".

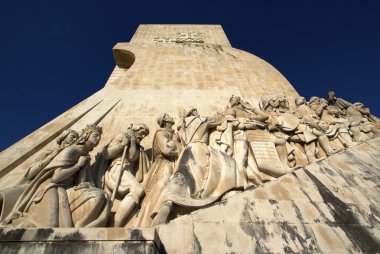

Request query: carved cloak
[
  {"left": 135, "top": 128, "right": 179, "bottom": 227},
  {"left": 149, "top": 117, "right": 246, "bottom": 224},
  {"left": 4, "top": 147, "right": 80, "bottom": 227}
]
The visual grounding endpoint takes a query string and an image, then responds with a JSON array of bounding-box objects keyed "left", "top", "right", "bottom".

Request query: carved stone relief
[{"left": 0, "top": 93, "right": 379, "bottom": 229}]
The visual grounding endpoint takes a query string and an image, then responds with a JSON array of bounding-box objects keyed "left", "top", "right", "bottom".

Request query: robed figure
[
  {"left": 151, "top": 107, "right": 246, "bottom": 226},
  {"left": 135, "top": 113, "right": 180, "bottom": 227},
  {"left": 2, "top": 125, "right": 110, "bottom": 228}
]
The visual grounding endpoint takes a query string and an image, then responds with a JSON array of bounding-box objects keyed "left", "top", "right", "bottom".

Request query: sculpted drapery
[
  {"left": 1, "top": 125, "right": 110, "bottom": 228},
  {"left": 150, "top": 108, "right": 246, "bottom": 226},
  {"left": 0, "top": 93, "right": 379, "bottom": 229},
  {"left": 136, "top": 114, "right": 180, "bottom": 227},
  {"left": 102, "top": 124, "right": 150, "bottom": 227}
]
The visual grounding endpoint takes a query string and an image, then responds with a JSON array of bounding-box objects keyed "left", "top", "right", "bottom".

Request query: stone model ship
[{"left": 0, "top": 25, "right": 379, "bottom": 253}]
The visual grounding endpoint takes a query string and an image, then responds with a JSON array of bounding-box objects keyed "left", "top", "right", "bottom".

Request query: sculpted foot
[
  {"left": 114, "top": 195, "right": 136, "bottom": 227},
  {"left": 151, "top": 201, "right": 173, "bottom": 226}
]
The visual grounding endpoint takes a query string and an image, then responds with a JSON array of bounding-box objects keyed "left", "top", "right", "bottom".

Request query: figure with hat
[
  {"left": 150, "top": 107, "right": 246, "bottom": 226},
  {"left": 135, "top": 113, "right": 180, "bottom": 227}
]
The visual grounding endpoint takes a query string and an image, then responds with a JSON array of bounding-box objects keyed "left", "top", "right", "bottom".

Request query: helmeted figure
[{"left": 102, "top": 124, "right": 150, "bottom": 227}]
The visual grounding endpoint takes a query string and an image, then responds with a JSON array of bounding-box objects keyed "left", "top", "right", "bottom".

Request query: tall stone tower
[
  {"left": 0, "top": 25, "right": 298, "bottom": 188},
  {"left": 0, "top": 25, "right": 379, "bottom": 253}
]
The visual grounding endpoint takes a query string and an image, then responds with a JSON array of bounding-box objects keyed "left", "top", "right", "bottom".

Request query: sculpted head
[
  {"left": 56, "top": 129, "right": 79, "bottom": 147},
  {"left": 309, "top": 96, "right": 320, "bottom": 105},
  {"left": 279, "top": 97, "right": 289, "bottom": 110},
  {"left": 295, "top": 97, "right": 306, "bottom": 106},
  {"left": 229, "top": 95, "right": 242, "bottom": 107},
  {"left": 76, "top": 125, "right": 102, "bottom": 150},
  {"left": 184, "top": 107, "right": 199, "bottom": 117},
  {"left": 260, "top": 96, "right": 276, "bottom": 111},
  {"left": 319, "top": 98, "right": 328, "bottom": 107},
  {"left": 157, "top": 113, "right": 175, "bottom": 129},
  {"left": 317, "top": 121, "right": 329, "bottom": 131},
  {"left": 132, "top": 124, "right": 150, "bottom": 143}
]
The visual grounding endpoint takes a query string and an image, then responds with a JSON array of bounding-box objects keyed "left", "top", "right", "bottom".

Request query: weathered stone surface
[
  {"left": 1, "top": 24, "right": 380, "bottom": 253},
  {"left": 0, "top": 228, "right": 161, "bottom": 254},
  {"left": 155, "top": 138, "right": 380, "bottom": 253}
]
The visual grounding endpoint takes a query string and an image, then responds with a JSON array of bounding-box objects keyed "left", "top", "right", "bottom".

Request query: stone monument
[{"left": 0, "top": 25, "right": 380, "bottom": 253}]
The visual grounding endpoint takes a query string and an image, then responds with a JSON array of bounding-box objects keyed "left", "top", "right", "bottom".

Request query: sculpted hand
[
  {"left": 121, "top": 132, "right": 132, "bottom": 147},
  {"left": 78, "top": 156, "right": 90, "bottom": 168},
  {"left": 126, "top": 129, "right": 137, "bottom": 143}
]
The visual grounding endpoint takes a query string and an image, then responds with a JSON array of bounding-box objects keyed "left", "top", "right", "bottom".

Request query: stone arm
[
  {"left": 241, "top": 101, "right": 257, "bottom": 113},
  {"left": 242, "top": 102, "right": 270, "bottom": 122},
  {"left": 206, "top": 114, "right": 224, "bottom": 128},
  {"left": 24, "top": 149, "right": 58, "bottom": 180},
  {"left": 314, "top": 104, "right": 326, "bottom": 118},
  {"left": 303, "top": 115, "right": 321, "bottom": 130},
  {"left": 102, "top": 132, "right": 139, "bottom": 162},
  {"left": 267, "top": 115, "right": 280, "bottom": 132},
  {"left": 249, "top": 112, "right": 269, "bottom": 122},
  {"left": 51, "top": 150, "right": 89, "bottom": 183},
  {"left": 237, "top": 120, "right": 267, "bottom": 130},
  {"left": 127, "top": 136, "right": 140, "bottom": 162},
  {"left": 368, "top": 114, "right": 379, "bottom": 123},
  {"left": 102, "top": 133, "right": 129, "bottom": 160},
  {"left": 156, "top": 132, "right": 179, "bottom": 158}
]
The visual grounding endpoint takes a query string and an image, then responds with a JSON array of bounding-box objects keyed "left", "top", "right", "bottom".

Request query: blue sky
[{"left": 1, "top": 1, "right": 379, "bottom": 151}]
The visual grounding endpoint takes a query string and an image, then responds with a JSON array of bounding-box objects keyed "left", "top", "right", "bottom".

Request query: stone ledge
[{"left": 0, "top": 227, "right": 162, "bottom": 254}]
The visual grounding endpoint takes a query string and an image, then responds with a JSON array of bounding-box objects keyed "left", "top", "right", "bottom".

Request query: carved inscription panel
[
  {"left": 250, "top": 141, "right": 283, "bottom": 173},
  {"left": 153, "top": 32, "right": 204, "bottom": 44}
]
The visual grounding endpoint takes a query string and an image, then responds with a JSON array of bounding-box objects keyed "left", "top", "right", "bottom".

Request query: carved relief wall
[{"left": 0, "top": 25, "right": 379, "bottom": 253}]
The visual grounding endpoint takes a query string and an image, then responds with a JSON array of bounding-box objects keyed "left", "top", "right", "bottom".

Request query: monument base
[{"left": 0, "top": 227, "right": 162, "bottom": 254}]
